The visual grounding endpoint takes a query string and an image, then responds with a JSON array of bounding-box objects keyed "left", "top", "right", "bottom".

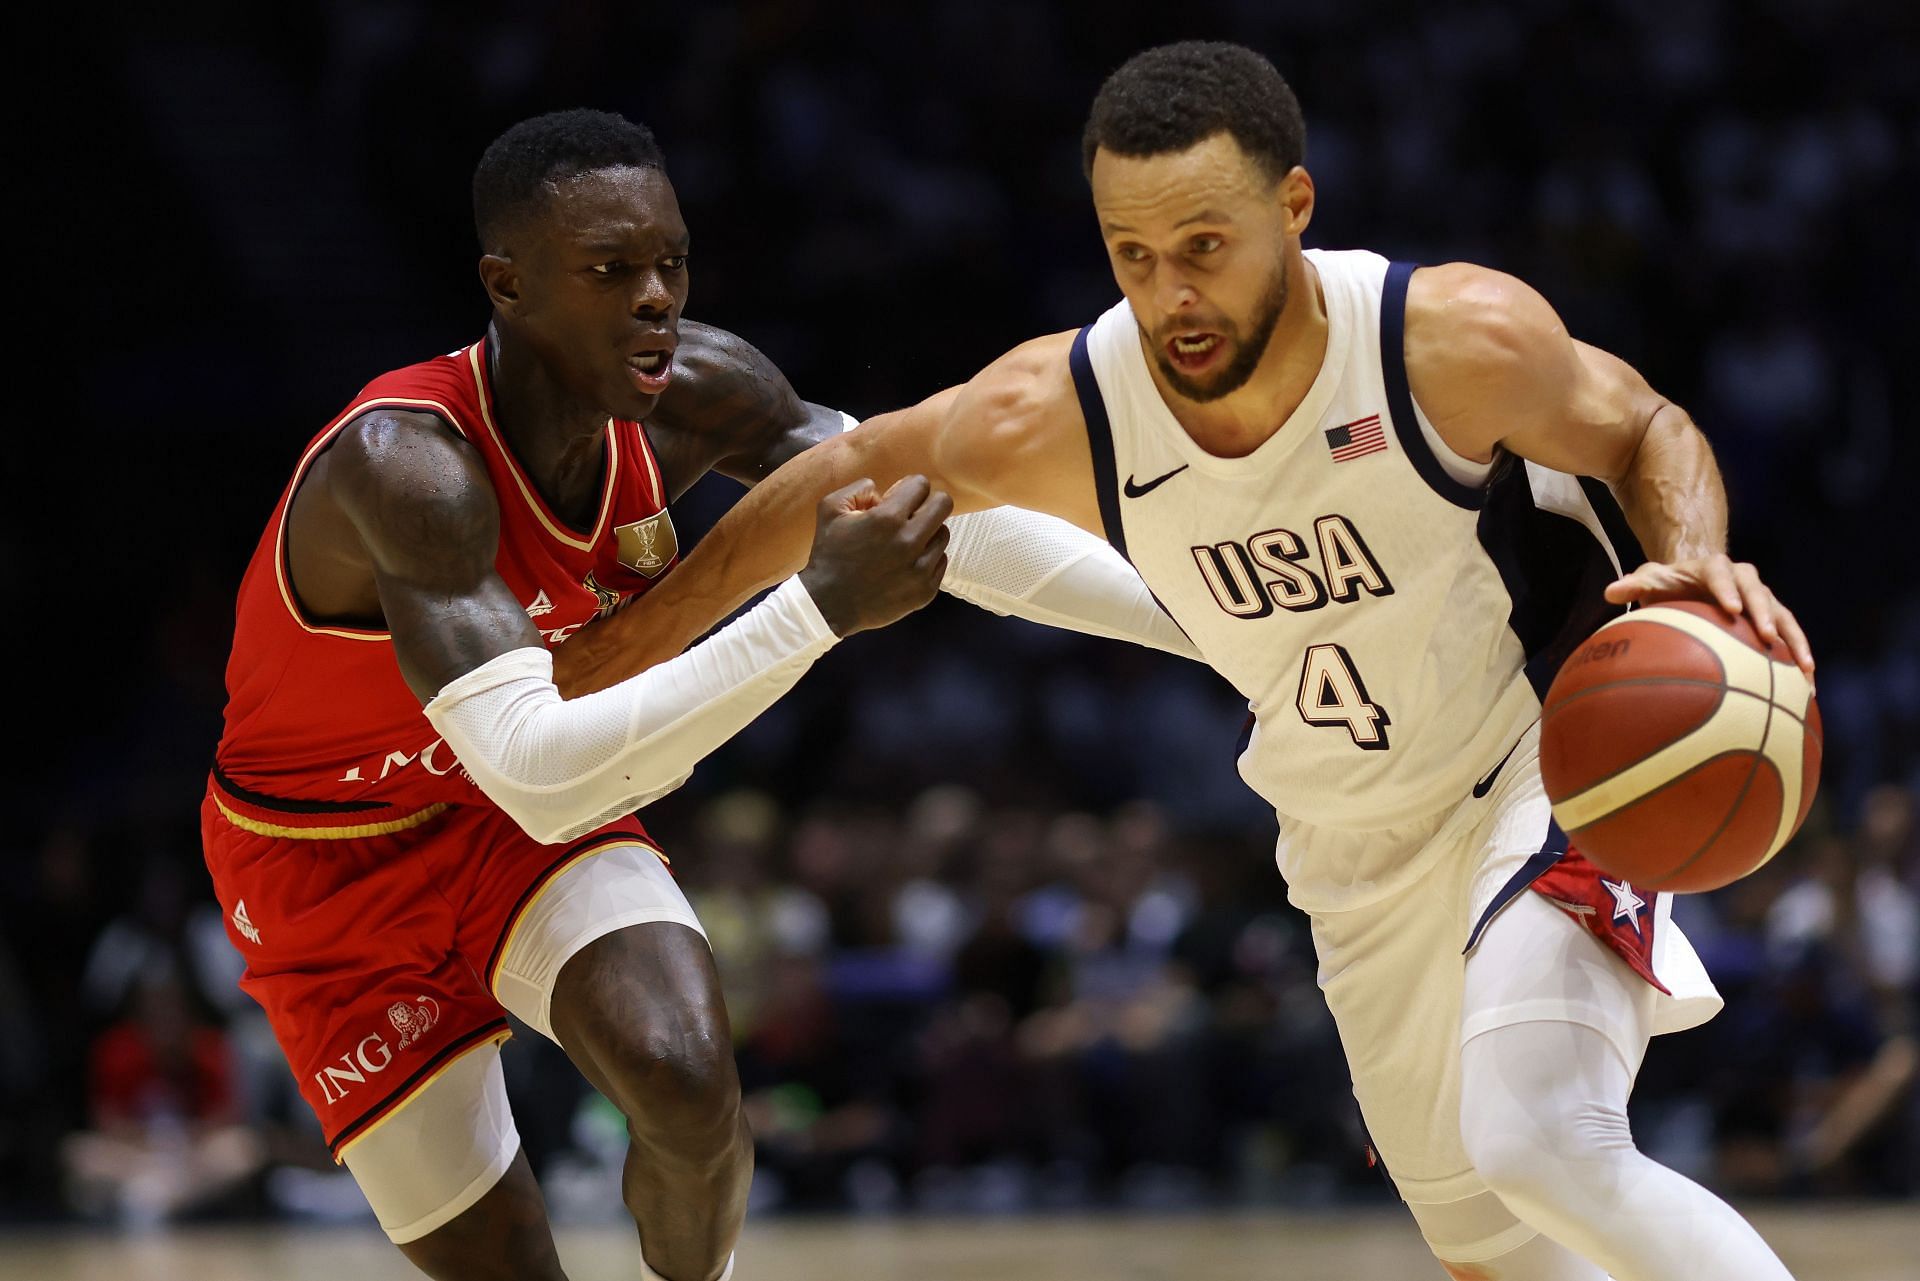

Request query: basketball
[{"left": 1539, "top": 601, "right": 1822, "bottom": 893}]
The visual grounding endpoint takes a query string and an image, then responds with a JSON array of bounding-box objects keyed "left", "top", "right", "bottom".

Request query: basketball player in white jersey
[{"left": 611, "top": 41, "right": 1816, "bottom": 1281}]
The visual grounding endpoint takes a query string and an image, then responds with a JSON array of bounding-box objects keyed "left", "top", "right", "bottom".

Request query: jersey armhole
[
  {"left": 1380, "top": 262, "right": 1488, "bottom": 511},
  {"left": 1409, "top": 393, "right": 1495, "bottom": 487},
  {"left": 1068, "top": 325, "right": 1131, "bottom": 564},
  {"left": 274, "top": 397, "right": 472, "bottom": 641}
]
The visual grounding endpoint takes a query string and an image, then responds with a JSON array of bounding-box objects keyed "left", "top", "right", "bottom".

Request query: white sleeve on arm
[
  {"left": 941, "top": 507, "right": 1201, "bottom": 661},
  {"left": 831, "top": 410, "right": 1198, "bottom": 662},
  {"left": 424, "top": 576, "right": 837, "bottom": 845}
]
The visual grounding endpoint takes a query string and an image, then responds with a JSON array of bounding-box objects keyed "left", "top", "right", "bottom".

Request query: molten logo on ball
[
  {"left": 1569, "top": 637, "right": 1630, "bottom": 666},
  {"left": 1540, "top": 602, "right": 1821, "bottom": 893}
]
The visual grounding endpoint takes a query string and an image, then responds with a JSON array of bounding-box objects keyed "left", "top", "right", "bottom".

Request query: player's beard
[{"left": 1150, "top": 250, "right": 1290, "bottom": 404}]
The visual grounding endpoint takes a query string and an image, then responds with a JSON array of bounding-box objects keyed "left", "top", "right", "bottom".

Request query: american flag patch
[{"left": 1325, "top": 414, "right": 1387, "bottom": 462}]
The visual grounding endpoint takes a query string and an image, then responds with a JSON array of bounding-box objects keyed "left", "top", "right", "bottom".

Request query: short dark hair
[
  {"left": 1082, "top": 42, "right": 1305, "bottom": 184},
  {"left": 472, "top": 109, "right": 667, "bottom": 250}
]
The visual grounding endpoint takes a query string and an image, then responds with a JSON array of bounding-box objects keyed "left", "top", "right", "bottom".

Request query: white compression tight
[{"left": 1446, "top": 893, "right": 1794, "bottom": 1281}]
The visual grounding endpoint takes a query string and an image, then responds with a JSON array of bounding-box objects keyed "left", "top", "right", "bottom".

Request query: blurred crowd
[
  {"left": 3, "top": 763, "right": 1916, "bottom": 1228},
  {"left": 8, "top": 0, "right": 1917, "bottom": 1231}
]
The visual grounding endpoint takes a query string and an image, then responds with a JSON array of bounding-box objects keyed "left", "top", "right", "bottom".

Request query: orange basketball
[{"left": 1539, "top": 601, "right": 1821, "bottom": 893}]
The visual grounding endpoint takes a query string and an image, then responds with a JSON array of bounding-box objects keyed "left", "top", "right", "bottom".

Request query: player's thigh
[
  {"left": 486, "top": 838, "right": 710, "bottom": 1045},
  {"left": 339, "top": 1040, "right": 536, "bottom": 1252},
  {"left": 1310, "top": 870, "right": 1480, "bottom": 1199},
  {"left": 483, "top": 839, "right": 733, "bottom": 1119},
  {"left": 1460, "top": 888, "right": 1657, "bottom": 1080}
]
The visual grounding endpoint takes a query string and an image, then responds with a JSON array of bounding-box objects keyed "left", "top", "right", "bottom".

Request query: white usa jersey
[{"left": 1075, "top": 249, "right": 1638, "bottom": 892}]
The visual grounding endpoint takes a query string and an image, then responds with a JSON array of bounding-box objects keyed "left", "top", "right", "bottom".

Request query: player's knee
[
  {"left": 1460, "top": 1112, "right": 1556, "bottom": 1207},
  {"left": 1404, "top": 1186, "right": 1541, "bottom": 1274},
  {"left": 1458, "top": 1077, "right": 1560, "bottom": 1206},
  {"left": 551, "top": 923, "right": 741, "bottom": 1145},
  {"left": 1460, "top": 1089, "right": 1632, "bottom": 1209},
  {"left": 602, "top": 1015, "right": 742, "bottom": 1144}
]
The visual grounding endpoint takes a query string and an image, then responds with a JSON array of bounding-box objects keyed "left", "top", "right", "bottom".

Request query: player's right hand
[
  {"left": 798, "top": 475, "right": 953, "bottom": 637},
  {"left": 1605, "top": 554, "right": 1814, "bottom": 678}
]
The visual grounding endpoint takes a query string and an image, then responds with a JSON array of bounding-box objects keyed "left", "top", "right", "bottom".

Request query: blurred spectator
[
  {"left": 1769, "top": 787, "right": 1920, "bottom": 1030},
  {"left": 61, "top": 973, "right": 265, "bottom": 1226}
]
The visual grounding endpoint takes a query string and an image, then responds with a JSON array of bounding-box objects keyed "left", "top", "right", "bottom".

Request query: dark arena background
[{"left": 9, "top": 2, "right": 1918, "bottom": 1277}]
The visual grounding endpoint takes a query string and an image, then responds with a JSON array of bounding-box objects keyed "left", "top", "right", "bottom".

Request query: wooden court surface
[{"left": 1, "top": 1207, "right": 1914, "bottom": 1280}]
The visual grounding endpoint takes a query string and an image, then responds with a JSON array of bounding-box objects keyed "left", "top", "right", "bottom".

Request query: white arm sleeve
[
  {"left": 424, "top": 576, "right": 837, "bottom": 845},
  {"left": 941, "top": 507, "right": 1200, "bottom": 661},
  {"left": 829, "top": 410, "right": 1198, "bottom": 662}
]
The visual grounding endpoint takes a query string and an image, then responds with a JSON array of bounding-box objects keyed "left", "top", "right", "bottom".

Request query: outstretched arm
[
  {"left": 641, "top": 319, "right": 851, "bottom": 494},
  {"left": 1405, "top": 264, "right": 1812, "bottom": 674},
  {"left": 550, "top": 390, "right": 965, "bottom": 698},
  {"left": 328, "top": 412, "right": 948, "bottom": 843},
  {"left": 940, "top": 507, "right": 1198, "bottom": 660},
  {"left": 563, "top": 320, "right": 1196, "bottom": 688},
  {"left": 561, "top": 330, "right": 1118, "bottom": 682}
]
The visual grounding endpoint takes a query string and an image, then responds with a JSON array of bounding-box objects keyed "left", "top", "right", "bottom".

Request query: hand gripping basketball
[
  {"left": 1540, "top": 601, "right": 1822, "bottom": 893},
  {"left": 1604, "top": 553, "right": 1814, "bottom": 680}
]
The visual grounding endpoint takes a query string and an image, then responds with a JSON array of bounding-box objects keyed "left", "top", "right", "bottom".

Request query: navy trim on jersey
[
  {"left": 1478, "top": 463, "right": 1637, "bottom": 698},
  {"left": 1070, "top": 325, "right": 1130, "bottom": 563},
  {"left": 1233, "top": 708, "right": 1256, "bottom": 759},
  {"left": 1578, "top": 475, "right": 1644, "bottom": 570},
  {"left": 1463, "top": 818, "right": 1570, "bottom": 953},
  {"left": 1379, "top": 262, "right": 1485, "bottom": 512}
]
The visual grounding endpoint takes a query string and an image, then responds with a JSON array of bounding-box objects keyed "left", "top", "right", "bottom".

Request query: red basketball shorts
[{"left": 200, "top": 777, "right": 658, "bottom": 1157}]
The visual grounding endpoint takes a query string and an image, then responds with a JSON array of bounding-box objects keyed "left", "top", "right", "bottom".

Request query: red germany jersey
[{"left": 211, "top": 337, "right": 680, "bottom": 836}]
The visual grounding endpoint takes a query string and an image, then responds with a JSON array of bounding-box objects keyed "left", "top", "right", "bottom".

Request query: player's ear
[
  {"left": 1279, "top": 165, "right": 1315, "bottom": 237},
  {"left": 478, "top": 254, "right": 522, "bottom": 314}
]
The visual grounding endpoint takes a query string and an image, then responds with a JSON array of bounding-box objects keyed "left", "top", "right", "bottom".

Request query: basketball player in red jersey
[
  {"left": 207, "top": 111, "right": 1193, "bottom": 1281},
  {"left": 589, "top": 48, "right": 1818, "bottom": 1281}
]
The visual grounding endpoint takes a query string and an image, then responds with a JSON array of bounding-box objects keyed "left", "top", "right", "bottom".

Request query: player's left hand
[{"left": 1605, "top": 555, "right": 1814, "bottom": 678}]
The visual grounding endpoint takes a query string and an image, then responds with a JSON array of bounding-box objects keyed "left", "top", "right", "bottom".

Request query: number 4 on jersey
[{"left": 1296, "top": 644, "right": 1391, "bottom": 749}]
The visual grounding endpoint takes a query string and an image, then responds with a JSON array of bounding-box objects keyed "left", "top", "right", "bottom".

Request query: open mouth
[
  {"left": 626, "top": 346, "right": 674, "bottom": 394},
  {"left": 1165, "top": 332, "right": 1225, "bottom": 372}
]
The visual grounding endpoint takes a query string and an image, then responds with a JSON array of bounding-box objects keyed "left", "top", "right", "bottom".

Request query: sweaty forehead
[
  {"left": 1092, "top": 134, "right": 1270, "bottom": 231},
  {"left": 539, "top": 165, "right": 686, "bottom": 248}
]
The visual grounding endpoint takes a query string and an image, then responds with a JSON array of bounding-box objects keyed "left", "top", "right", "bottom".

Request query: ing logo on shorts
[{"left": 312, "top": 993, "right": 441, "bottom": 1105}]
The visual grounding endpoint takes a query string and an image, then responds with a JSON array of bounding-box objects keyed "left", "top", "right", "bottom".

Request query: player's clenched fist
[{"left": 798, "top": 474, "right": 953, "bottom": 636}]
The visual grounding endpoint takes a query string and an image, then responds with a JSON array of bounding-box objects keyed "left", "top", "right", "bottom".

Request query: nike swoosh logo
[
  {"left": 1470, "top": 730, "right": 1530, "bottom": 799},
  {"left": 1123, "top": 464, "right": 1190, "bottom": 498}
]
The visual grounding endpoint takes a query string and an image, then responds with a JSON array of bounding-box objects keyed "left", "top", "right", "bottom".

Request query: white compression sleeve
[
  {"left": 942, "top": 507, "right": 1201, "bottom": 661},
  {"left": 424, "top": 576, "right": 838, "bottom": 844},
  {"left": 829, "top": 410, "right": 1198, "bottom": 662}
]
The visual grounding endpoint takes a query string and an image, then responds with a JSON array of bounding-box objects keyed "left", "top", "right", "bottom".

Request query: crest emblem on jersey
[
  {"left": 387, "top": 995, "right": 439, "bottom": 1050},
  {"left": 615, "top": 511, "right": 678, "bottom": 577},
  {"left": 584, "top": 572, "right": 622, "bottom": 619}
]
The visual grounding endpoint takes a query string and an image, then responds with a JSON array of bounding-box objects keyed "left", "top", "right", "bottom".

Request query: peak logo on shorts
[
  {"left": 312, "top": 994, "right": 440, "bottom": 1105},
  {"left": 231, "top": 899, "right": 261, "bottom": 945}
]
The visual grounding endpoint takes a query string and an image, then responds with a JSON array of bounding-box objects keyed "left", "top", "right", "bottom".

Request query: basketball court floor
[{"left": 2, "top": 1206, "right": 1913, "bottom": 1280}]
